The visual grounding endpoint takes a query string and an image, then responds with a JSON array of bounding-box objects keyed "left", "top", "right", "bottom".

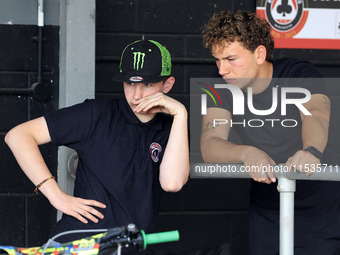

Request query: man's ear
[
  {"left": 255, "top": 45, "right": 267, "bottom": 65},
  {"left": 162, "top": 76, "right": 175, "bottom": 94}
]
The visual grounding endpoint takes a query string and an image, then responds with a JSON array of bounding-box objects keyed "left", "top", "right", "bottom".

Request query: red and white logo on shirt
[{"left": 150, "top": 142, "right": 162, "bottom": 162}]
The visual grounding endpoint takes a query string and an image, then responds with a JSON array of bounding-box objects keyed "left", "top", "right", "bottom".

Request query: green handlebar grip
[{"left": 141, "top": 230, "right": 180, "bottom": 250}]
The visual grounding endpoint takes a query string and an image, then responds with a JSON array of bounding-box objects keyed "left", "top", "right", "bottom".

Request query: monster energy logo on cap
[
  {"left": 133, "top": 52, "right": 145, "bottom": 71},
  {"left": 115, "top": 39, "right": 172, "bottom": 83}
]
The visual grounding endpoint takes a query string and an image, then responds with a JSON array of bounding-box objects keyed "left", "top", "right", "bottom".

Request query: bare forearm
[
  {"left": 5, "top": 124, "right": 106, "bottom": 223},
  {"left": 5, "top": 128, "right": 61, "bottom": 197},
  {"left": 160, "top": 109, "right": 189, "bottom": 192},
  {"left": 6, "top": 129, "right": 53, "bottom": 183},
  {"left": 301, "top": 114, "right": 329, "bottom": 152},
  {"left": 300, "top": 94, "right": 330, "bottom": 152},
  {"left": 200, "top": 108, "right": 276, "bottom": 183},
  {"left": 201, "top": 136, "right": 253, "bottom": 164}
]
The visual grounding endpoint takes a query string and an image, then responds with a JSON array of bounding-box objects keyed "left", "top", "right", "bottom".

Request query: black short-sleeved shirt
[
  {"left": 208, "top": 58, "right": 340, "bottom": 212},
  {"left": 44, "top": 97, "right": 172, "bottom": 242}
]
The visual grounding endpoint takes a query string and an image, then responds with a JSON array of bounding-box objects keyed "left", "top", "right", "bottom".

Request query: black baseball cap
[{"left": 114, "top": 40, "right": 172, "bottom": 83}]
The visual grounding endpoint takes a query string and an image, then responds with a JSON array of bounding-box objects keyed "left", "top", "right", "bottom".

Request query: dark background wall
[
  {"left": 0, "top": 24, "right": 59, "bottom": 246},
  {"left": 0, "top": 0, "right": 339, "bottom": 254}
]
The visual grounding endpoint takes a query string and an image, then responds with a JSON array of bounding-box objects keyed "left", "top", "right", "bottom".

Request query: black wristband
[{"left": 303, "top": 146, "right": 323, "bottom": 159}]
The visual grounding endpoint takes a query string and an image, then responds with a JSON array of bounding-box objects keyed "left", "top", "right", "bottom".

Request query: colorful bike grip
[{"left": 140, "top": 230, "right": 180, "bottom": 250}]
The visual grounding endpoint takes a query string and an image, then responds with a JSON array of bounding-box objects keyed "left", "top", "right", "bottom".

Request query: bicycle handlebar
[
  {"left": 0, "top": 224, "right": 180, "bottom": 255},
  {"left": 141, "top": 230, "right": 180, "bottom": 250}
]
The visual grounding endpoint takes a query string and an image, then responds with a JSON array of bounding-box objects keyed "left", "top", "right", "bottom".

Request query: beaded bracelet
[{"left": 34, "top": 176, "right": 55, "bottom": 193}]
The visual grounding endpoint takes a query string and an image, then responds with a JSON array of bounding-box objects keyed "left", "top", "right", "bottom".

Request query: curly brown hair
[{"left": 202, "top": 10, "right": 274, "bottom": 61}]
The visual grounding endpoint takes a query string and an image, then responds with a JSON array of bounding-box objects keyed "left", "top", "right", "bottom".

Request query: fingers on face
[
  {"left": 134, "top": 93, "right": 172, "bottom": 113},
  {"left": 134, "top": 96, "right": 162, "bottom": 112}
]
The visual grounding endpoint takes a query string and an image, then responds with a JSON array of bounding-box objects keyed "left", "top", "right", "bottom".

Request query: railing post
[{"left": 277, "top": 177, "right": 296, "bottom": 255}]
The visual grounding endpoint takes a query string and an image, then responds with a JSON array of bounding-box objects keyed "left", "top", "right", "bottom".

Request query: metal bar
[
  {"left": 283, "top": 165, "right": 340, "bottom": 181},
  {"left": 277, "top": 178, "right": 296, "bottom": 255},
  {"left": 37, "top": 26, "right": 43, "bottom": 84},
  {"left": 0, "top": 87, "right": 34, "bottom": 96},
  {"left": 0, "top": 83, "right": 50, "bottom": 101},
  {"left": 37, "top": 0, "right": 44, "bottom": 83},
  {"left": 190, "top": 163, "right": 340, "bottom": 181},
  {"left": 38, "top": 0, "right": 44, "bottom": 26}
]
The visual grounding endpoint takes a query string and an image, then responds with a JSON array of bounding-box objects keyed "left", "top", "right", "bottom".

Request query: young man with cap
[
  {"left": 5, "top": 40, "right": 189, "bottom": 248},
  {"left": 200, "top": 10, "right": 340, "bottom": 254}
]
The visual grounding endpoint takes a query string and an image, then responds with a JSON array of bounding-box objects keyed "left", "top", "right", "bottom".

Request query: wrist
[
  {"left": 173, "top": 105, "right": 187, "bottom": 118},
  {"left": 303, "top": 146, "right": 323, "bottom": 159},
  {"left": 239, "top": 145, "right": 256, "bottom": 162},
  {"left": 34, "top": 176, "right": 55, "bottom": 193},
  {"left": 39, "top": 178, "right": 62, "bottom": 199}
]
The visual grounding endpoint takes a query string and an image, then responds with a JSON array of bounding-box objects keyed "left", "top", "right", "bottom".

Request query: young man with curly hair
[{"left": 201, "top": 10, "right": 340, "bottom": 254}]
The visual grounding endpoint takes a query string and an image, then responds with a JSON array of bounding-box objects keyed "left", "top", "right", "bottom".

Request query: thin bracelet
[{"left": 34, "top": 176, "right": 55, "bottom": 193}]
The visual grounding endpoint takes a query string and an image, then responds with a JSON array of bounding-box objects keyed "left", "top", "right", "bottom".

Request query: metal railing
[
  {"left": 0, "top": 82, "right": 50, "bottom": 101},
  {"left": 0, "top": 0, "right": 51, "bottom": 102},
  {"left": 190, "top": 163, "right": 340, "bottom": 255}
]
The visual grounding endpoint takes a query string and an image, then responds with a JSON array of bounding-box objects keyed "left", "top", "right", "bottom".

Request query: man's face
[
  {"left": 212, "top": 41, "right": 260, "bottom": 89},
  {"left": 123, "top": 80, "right": 166, "bottom": 116}
]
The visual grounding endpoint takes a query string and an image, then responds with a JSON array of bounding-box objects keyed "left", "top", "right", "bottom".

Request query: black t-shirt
[
  {"left": 44, "top": 97, "right": 172, "bottom": 242},
  {"left": 208, "top": 58, "right": 340, "bottom": 212}
]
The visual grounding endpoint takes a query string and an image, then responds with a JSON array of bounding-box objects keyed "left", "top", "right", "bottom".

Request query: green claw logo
[{"left": 133, "top": 52, "right": 145, "bottom": 71}]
